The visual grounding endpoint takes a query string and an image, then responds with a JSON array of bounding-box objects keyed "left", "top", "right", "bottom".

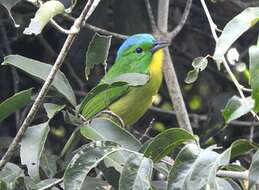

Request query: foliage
[{"left": 1, "top": 0, "right": 259, "bottom": 190}]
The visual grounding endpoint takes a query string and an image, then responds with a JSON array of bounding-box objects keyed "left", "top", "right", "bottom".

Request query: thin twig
[
  {"left": 200, "top": 0, "right": 259, "bottom": 121},
  {"left": 169, "top": 0, "right": 193, "bottom": 40},
  {"left": 144, "top": 0, "right": 157, "bottom": 33},
  {"left": 157, "top": 0, "right": 170, "bottom": 32},
  {"left": 0, "top": 0, "right": 101, "bottom": 170},
  {"left": 38, "top": 178, "right": 63, "bottom": 190},
  {"left": 216, "top": 170, "right": 249, "bottom": 180},
  {"left": 63, "top": 14, "right": 128, "bottom": 40},
  {"left": 139, "top": 118, "right": 155, "bottom": 142}
]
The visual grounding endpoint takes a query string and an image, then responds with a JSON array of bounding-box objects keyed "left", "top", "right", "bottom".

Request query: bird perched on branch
[{"left": 81, "top": 33, "right": 168, "bottom": 125}]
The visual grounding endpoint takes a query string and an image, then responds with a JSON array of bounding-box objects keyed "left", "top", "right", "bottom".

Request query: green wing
[{"left": 80, "top": 82, "right": 129, "bottom": 119}]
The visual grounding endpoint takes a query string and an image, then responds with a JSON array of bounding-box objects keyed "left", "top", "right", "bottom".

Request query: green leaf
[
  {"left": 80, "top": 118, "right": 141, "bottom": 151},
  {"left": 40, "top": 151, "right": 59, "bottom": 178},
  {"left": 23, "top": 0, "right": 65, "bottom": 35},
  {"left": 20, "top": 122, "right": 50, "bottom": 181},
  {"left": 214, "top": 7, "right": 259, "bottom": 63},
  {"left": 43, "top": 103, "right": 65, "bottom": 119},
  {"left": 103, "top": 73, "right": 150, "bottom": 86},
  {"left": 0, "top": 163, "right": 24, "bottom": 189},
  {"left": 0, "top": 88, "right": 32, "bottom": 122},
  {"left": 119, "top": 153, "right": 153, "bottom": 190},
  {"left": 0, "top": 0, "right": 21, "bottom": 27},
  {"left": 192, "top": 57, "right": 208, "bottom": 71},
  {"left": 215, "top": 178, "right": 242, "bottom": 190},
  {"left": 167, "top": 144, "right": 219, "bottom": 190},
  {"left": 249, "top": 149, "right": 259, "bottom": 189},
  {"left": 85, "top": 33, "right": 111, "bottom": 79},
  {"left": 80, "top": 177, "right": 109, "bottom": 190},
  {"left": 2, "top": 55, "right": 76, "bottom": 106},
  {"left": 63, "top": 141, "right": 122, "bottom": 190},
  {"left": 144, "top": 128, "right": 195, "bottom": 162},
  {"left": 223, "top": 95, "right": 254, "bottom": 123},
  {"left": 36, "top": 178, "right": 60, "bottom": 189},
  {"left": 185, "top": 69, "right": 199, "bottom": 84},
  {"left": 249, "top": 45, "right": 259, "bottom": 112}
]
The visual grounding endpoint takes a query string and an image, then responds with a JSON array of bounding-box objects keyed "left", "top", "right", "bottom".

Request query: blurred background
[{"left": 1, "top": 0, "right": 259, "bottom": 163}]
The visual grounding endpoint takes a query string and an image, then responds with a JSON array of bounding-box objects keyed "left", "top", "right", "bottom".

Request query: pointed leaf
[
  {"left": 63, "top": 141, "right": 122, "bottom": 190},
  {"left": 214, "top": 7, "right": 259, "bottom": 62},
  {"left": 43, "top": 103, "right": 65, "bottom": 119},
  {"left": 223, "top": 95, "right": 254, "bottom": 123},
  {"left": 119, "top": 153, "right": 153, "bottom": 190},
  {"left": 20, "top": 122, "right": 50, "bottom": 181},
  {"left": 0, "top": 88, "right": 32, "bottom": 122},
  {"left": 80, "top": 118, "right": 141, "bottom": 151},
  {"left": 85, "top": 33, "right": 111, "bottom": 79},
  {"left": 144, "top": 128, "right": 195, "bottom": 162},
  {"left": 2, "top": 55, "right": 76, "bottom": 106}
]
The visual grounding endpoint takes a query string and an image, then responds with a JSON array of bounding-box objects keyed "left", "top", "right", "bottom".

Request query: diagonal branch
[
  {"left": 144, "top": 0, "right": 157, "bottom": 33},
  {"left": 169, "top": 0, "right": 193, "bottom": 40},
  {"left": 0, "top": 0, "right": 101, "bottom": 170}
]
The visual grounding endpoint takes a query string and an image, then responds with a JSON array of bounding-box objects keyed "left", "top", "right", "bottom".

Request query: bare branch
[
  {"left": 0, "top": 0, "right": 101, "bottom": 170},
  {"left": 144, "top": 0, "right": 157, "bottom": 32},
  {"left": 157, "top": 0, "right": 170, "bottom": 32},
  {"left": 169, "top": 0, "right": 193, "bottom": 40},
  {"left": 63, "top": 14, "right": 128, "bottom": 40},
  {"left": 38, "top": 178, "right": 63, "bottom": 190}
]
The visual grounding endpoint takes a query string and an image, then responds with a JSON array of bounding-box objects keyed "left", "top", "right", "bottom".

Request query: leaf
[
  {"left": 40, "top": 151, "right": 59, "bottom": 178},
  {"left": 215, "top": 178, "right": 242, "bottom": 190},
  {"left": 167, "top": 144, "right": 219, "bottom": 190},
  {"left": 143, "top": 128, "right": 195, "bottom": 162},
  {"left": 36, "top": 178, "right": 60, "bottom": 189},
  {"left": 20, "top": 122, "right": 50, "bottom": 181},
  {"left": 2, "top": 55, "right": 76, "bottom": 106},
  {"left": 249, "top": 149, "right": 259, "bottom": 189},
  {"left": 63, "top": 141, "right": 122, "bottom": 190},
  {"left": 213, "top": 7, "right": 259, "bottom": 63},
  {"left": 103, "top": 73, "right": 150, "bottom": 86},
  {"left": 0, "top": 0, "right": 21, "bottom": 27},
  {"left": 81, "top": 177, "right": 109, "bottom": 190},
  {"left": 249, "top": 45, "right": 259, "bottom": 112},
  {"left": 192, "top": 57, "right": 208, "bottom": 71},
  {"left": 0, "top": 163, "right": 24, "bottom": 188},
  {"left": 80, "top": 118, "right": 141, "bottom": 151},
  {"left": 85, "top": 33, "right": 111, "bottom": 79},
  {"left": 43, "top": 103, "right": 65, "bottom": 119},
  {"left": 185, "top": 69, "right": 199, "bottom": 84},
  {"left": 223, "top": 95, "right": 254, "bottom": 123},
  {"left": 119, "top": 153, "right": 153, "bottom": 190},
  {"left": 23, "top": 0, "right": 65, "bottom": 35},
  {"left": 0, "top": 88, "right": 32, "bottom": 122}
]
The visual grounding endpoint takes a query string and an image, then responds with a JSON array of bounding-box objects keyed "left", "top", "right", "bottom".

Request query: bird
[{"left": 81, "top": 33, "right": 168, "bottom": 125}]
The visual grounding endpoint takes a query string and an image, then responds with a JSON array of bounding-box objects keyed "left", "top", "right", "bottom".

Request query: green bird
[{"left": 81, "top": 33, "right": 168, "bottom": 125}]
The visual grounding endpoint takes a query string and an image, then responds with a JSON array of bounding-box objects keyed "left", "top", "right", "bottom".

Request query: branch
[
  {"left": 216, "top": 170, "right": 248, "bottom": 180},
  {"left": 0, "top": 0, "right": 101, "bottom": 170},
  {"left": 62, "top": 14, "right": 128, "bottom": 40},
  {"left": 144, "top": 0, "right": 157, "bottom": 33},
  {"left": 200, "top": 0, "right": 259, "bottom": 121},
  {"left": 157, "top": 0, "right": 193, "bottom": 133},
  {"left": 169, "top": 0, "right": 193, "bottom": 40},
  {"left": 38, "top": 178, "right": 63, "bottom": 190},
  {"left": 163, "top": 49, "right": 193, "bottom": 133}
]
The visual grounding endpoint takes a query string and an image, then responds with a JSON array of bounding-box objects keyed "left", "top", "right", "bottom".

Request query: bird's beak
[{"left": 151, "top": 40, "right": 169, "bottom": 53}]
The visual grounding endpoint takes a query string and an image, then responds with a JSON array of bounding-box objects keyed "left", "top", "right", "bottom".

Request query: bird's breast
[{"left": 109, "top": 49, "right": 164, "bottom": 125}]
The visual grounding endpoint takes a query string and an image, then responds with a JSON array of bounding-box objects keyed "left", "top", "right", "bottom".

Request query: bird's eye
[{"left": 135, "top": 47, "right": 143, "bottom": 54}]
